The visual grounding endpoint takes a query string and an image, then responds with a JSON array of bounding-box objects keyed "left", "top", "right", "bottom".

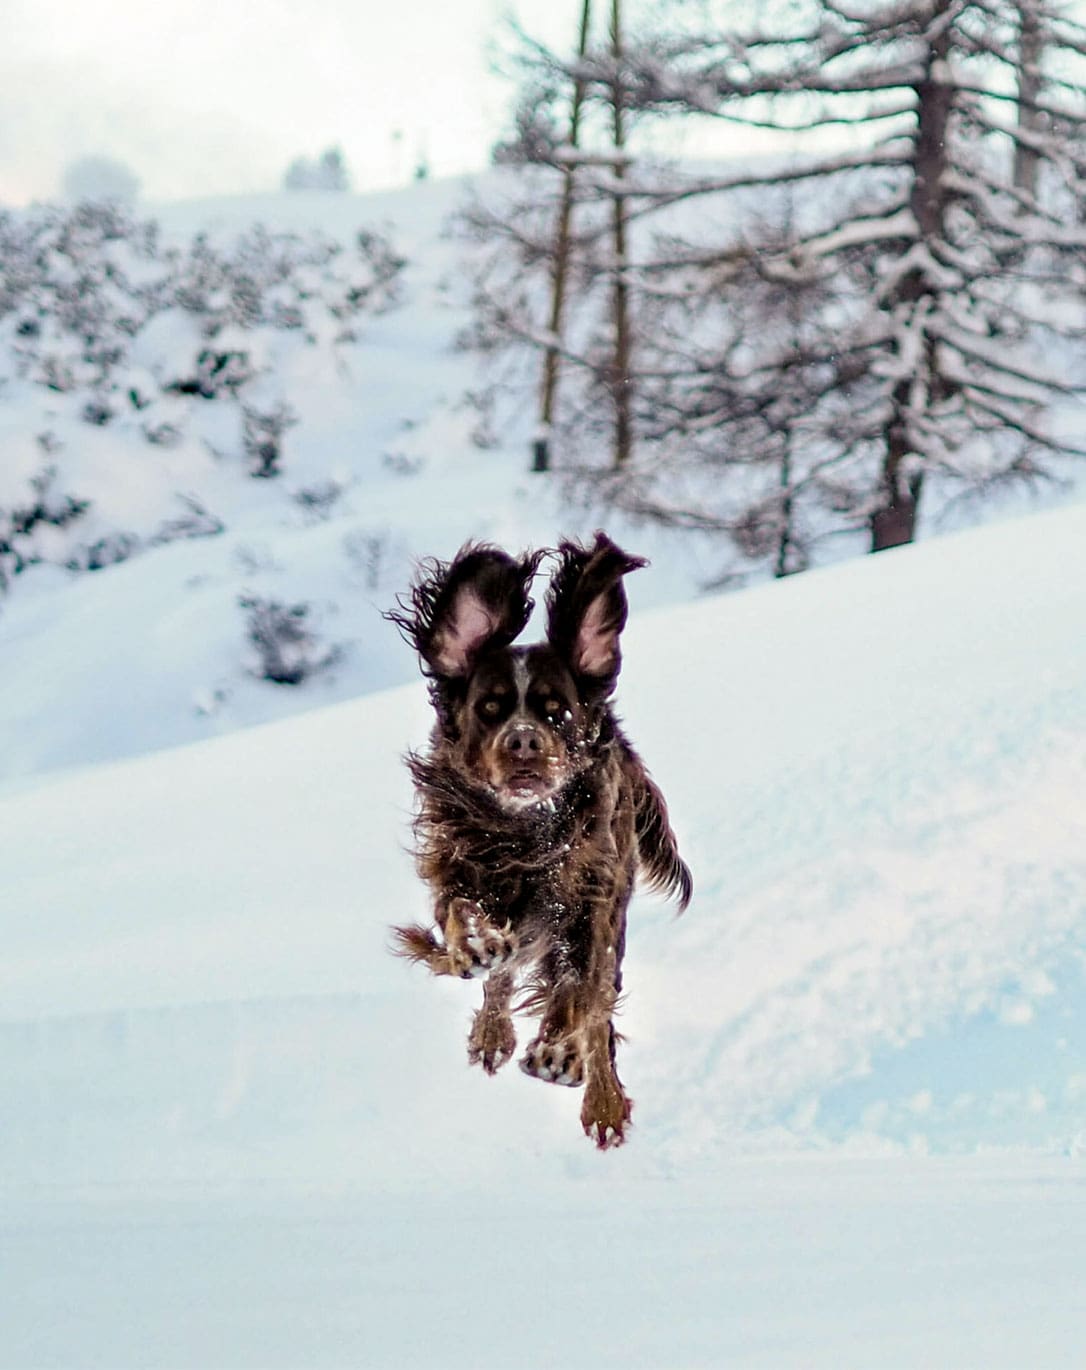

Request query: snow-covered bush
[
  {"left": 239, "top": 595, "right": 341, "bottom": 686},
  {"left": 242, "top": 401, "right": 298, "bottom": 479},
  {"left": 0, "top": 457, "right": 89, "bottom": 588},
  {"left": 0, "top": 202, "right": 406, "bottom": 588}
]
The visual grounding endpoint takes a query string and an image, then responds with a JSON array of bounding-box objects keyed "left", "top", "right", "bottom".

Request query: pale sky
[{"left": 0, "top": 0, "right": 592, "bottom": 204}]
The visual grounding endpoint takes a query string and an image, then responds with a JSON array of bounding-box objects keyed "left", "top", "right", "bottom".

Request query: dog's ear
[
  {"left": 545, "top": 532, "right": 646, "bottom": 687},
  {"left": 387, "top": 544, "right": 542, "bottom": 679}
]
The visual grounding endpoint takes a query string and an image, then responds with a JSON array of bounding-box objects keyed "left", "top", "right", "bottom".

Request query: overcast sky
[{"left": 0, "top": 0, "right": 590, "bottom": 204}]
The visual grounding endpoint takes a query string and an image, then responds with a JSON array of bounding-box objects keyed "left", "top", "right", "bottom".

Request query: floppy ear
[
  {"left": 545, "top": 532, "right": 646, "bottom": 687},
  {"left": 387, "top": 543, "right": 541, "bottom": 679}
]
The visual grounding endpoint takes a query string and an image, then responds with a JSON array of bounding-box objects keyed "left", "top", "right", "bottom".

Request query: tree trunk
[
  {"left": 1014, "top": 1, "right": 1044, "bottom": 199},
  {"left": 609, "top": 0, "right": 633, "bottom": 468},
  {"left": 774, "top": 440, "right": 798, "bottom": 576},
  {"left": 871, "top": 382, "right": 925, "bottom": 551},
  {"left": 870, "top": 10, "right": 953, "bottom": 553},
  {"left": 534, "top": 0, "right": 593, "bottom": 474}
]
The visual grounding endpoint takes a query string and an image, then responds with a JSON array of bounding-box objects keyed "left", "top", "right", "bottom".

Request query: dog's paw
[
  {"left": 519, "top": 1036, "right": 585, "bottom": 1087},
  {"left": 581, "top": 1076, "right": 632, "bottom": 1149},
  {"left": 447, "top": 901, "right": 517, "bottom": 979},
  {"left": 467, "top": 1009, "right": 517, "bottom": 1075},
  {"left": 464, "top": 922, "right": 517, "bottom": 978}
]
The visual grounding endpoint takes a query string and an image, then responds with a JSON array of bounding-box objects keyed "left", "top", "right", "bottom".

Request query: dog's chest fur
[{"left": 411, "top": 705, "right": 638, "bottom": 944}]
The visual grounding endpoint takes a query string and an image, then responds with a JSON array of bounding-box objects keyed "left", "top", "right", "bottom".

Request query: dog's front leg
[
  {"left": 393, "top": 896, "right": 517, "bottom": 979},
  {"left": 467, "top": 970, "right": 517, "bottom": 1073}
]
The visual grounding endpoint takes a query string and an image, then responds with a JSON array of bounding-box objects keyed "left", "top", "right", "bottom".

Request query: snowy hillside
[
  {"left": 2, "top": 174, "right": 1075, "bottom": 788},
  {"left": 4, "top": 494, "right": 1086, "bottom": 1367},
  {"left": 0, "top": 178, "right": 717, "bottom": 785}
]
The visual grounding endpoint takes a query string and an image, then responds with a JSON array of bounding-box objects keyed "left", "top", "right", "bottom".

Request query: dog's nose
[{"left": 503, "top": 723, "right": 543, "bottom": 755}]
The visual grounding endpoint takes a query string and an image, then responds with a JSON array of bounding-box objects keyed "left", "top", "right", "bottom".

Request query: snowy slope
[
  {"left": 3, "top": 173, "right": 1075, "bottom": 791},
  {"left": 4, "top": 499, "right": 1086, "bottom": 1365},
  {"left": 0, "top": 177, "right": 716, "bottom": 785},
  {"left": 4, "top": 500, "right": 1086, "bottom": 1161}
]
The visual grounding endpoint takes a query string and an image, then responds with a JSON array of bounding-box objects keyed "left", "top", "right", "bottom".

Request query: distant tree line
[
  {"left": 283, "top": 146, "right": 352, "bottom": 192},
  {"left": 61, "top": 156, "right": 141, "bottom": 204}
]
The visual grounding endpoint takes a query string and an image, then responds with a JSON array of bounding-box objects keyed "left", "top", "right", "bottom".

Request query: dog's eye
[
  {"left": 480, "top": 698, "right": 502, "bottom": 717},
  {"left": 544, "top": 699, "right": 561, "bottom": 716}
]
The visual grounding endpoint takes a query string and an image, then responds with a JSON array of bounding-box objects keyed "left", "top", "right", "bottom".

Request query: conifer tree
[
  {"left": 468, "top": 0, "right": 1086, "bottom": 575},
  {"left": 591, "top": 0, "right": 1086, "bottom": 554}
]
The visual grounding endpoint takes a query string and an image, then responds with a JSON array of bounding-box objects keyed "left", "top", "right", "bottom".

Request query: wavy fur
[{"left": 389, "top": 532, "right": 691, "bottom": 1150}]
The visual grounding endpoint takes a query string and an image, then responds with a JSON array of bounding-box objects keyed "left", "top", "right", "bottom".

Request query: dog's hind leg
[
  {"left": 580, "top": 1018, "right": 632, "bottom": 1150},
  {"left": 519, "top": 974, "right": 633, "bottom": 1145},
  {"left": 518, "top": 935, "right": 589, "bottom": 1087},
  {"left": 564, "top": 882, "right": 634, "bottom": 1147},
  {"left": 467, "top": 970, "right": 517, "bottom": 1074}
]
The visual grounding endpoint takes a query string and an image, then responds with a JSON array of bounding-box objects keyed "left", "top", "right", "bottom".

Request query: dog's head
[{"left": 389, "top": 533, "right": 645, "bottom": 809}]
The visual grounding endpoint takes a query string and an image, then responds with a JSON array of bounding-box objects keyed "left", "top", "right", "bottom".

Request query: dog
[{"left": 387, "top": 532, "right": 691, "bottom": 1149}]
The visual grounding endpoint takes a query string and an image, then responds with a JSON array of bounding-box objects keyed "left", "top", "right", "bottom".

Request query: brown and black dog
[{"left": 387, "top": 532, "right": 691, "bottom": 1148}]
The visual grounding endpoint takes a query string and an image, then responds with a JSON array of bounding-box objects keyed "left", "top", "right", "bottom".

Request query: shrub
[{"left": 239, "top": 595, "right": 341, "bottom": 685}]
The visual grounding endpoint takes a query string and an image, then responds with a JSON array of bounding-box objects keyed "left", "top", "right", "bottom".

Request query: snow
[
  {"left": 3, "top": 177, "right": 1086, "bottom": 1367},
  {"left": 4, "top": 1162, "right": 1086, "bottom": 1370}
]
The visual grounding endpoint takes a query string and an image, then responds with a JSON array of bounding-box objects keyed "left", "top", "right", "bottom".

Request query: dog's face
[
  {"left": 457, "top": 644, "right": 584, "bottom": 807},
  {"left": 389, "top": 534, "right": 646, "bottom": 812}
]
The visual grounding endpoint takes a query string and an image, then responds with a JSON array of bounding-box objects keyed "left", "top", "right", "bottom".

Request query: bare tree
[
  {"left": 463, "top": 0, "right": 652, "bottom": 478},
  {"left": 466, "top": 0, "right": 1086, "bottom": 578},
  {"left": 535, "top": 0, "right": 594, "bottom": 473}
]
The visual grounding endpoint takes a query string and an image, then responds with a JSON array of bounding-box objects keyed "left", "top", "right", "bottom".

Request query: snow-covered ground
[
  {"left": 4, "top": 1160, "right": 1085, "bottom": 1370},
  {"left": 4, "top": 488, "right": 1086, "bottom": 1364},
  {"left": 3, "top": 178, "right": 1086, "bottom": 1367}
]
